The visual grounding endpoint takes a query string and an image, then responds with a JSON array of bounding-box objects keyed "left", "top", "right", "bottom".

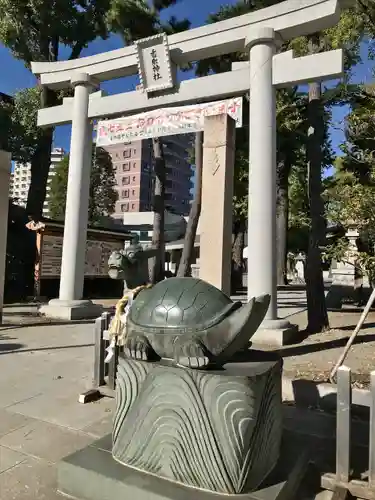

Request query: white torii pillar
[
  {"left": 40, "top": 74, "right": 102, "bottom": 320},
  {"left": 246, "top": 28, "right": 297, "bottom": 344}
]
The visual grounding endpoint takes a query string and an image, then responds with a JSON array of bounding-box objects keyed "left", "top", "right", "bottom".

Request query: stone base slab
[
  {"left": 58, "top": 432, "right": 309, "bottom": 500},
  {"left": 251, "top": 319, "right": 298, "bottom": 346},
  {"left": 39, "top": 299, "right": 103, "bottom": 321}
]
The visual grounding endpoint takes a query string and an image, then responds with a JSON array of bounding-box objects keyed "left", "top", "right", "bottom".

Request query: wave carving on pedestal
[{"left": 112, "top": 358, "right": 282, "bottom": 494}]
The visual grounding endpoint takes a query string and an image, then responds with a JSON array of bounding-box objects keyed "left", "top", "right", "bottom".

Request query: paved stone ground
[{"left": 0, "top": 322, "right": 114, "bottom": 499}]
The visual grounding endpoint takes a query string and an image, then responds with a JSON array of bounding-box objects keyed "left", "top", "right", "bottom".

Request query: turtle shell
[{"left": 128, "top": 277, "right": 240, "bottom": 334}]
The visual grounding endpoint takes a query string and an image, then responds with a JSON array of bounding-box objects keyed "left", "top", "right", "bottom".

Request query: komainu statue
[{"left": 108, "top": 238, "right": 157, "bottom": 291}]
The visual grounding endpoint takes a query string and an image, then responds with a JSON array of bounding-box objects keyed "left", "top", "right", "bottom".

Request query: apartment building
[
  {"left": 102, "top": 135, "right": 193, "bottom": 219},
  {"left": 9, "top": 147, "right": 65, "bottom": 216}
]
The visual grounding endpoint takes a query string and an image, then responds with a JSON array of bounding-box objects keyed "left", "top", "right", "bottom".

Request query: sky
[{"left": 0, "top": 0, "right": 374, "bottom": 161}]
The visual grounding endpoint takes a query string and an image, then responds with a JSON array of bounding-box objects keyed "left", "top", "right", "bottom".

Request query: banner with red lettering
[{"left": 96, "top": 97, "right": 243, "bottom": 146}]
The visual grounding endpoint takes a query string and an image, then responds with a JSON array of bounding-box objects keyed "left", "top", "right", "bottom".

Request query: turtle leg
[
  {"left": 174, "top": 337, "right": 209, "bottom": 369},
  {"left": 124, "top": 334, "right": 152, "bottom": 361}
]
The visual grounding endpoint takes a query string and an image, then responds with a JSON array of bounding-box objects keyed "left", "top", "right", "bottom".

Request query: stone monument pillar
[
  {"left": 0, "top": 151, "right": 11, "bottom": 323},
  {"left": 246, "top": 28, "right": 297, "bottom": 345},
  {"left": 40, "top": 74, "right": 102, "bottom": 320},
  {"left": 199, "top": 114, "right": 235, "bottom": 296},
  {"left": 326, "top": 224, "right": 370, "bottom": 307}
]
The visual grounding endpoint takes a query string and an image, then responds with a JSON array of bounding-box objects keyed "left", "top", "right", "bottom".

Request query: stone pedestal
[
  {"left": 251, "top": 319, "right": 298, "bottom": 347},
  {"left": 57, "top": 352, "right": 309, "bottom": 500},
  {"left": 200, "top": 114, "right": 235, "bottom": 296},
  {"left": 112, "top": 353, "right": 282, "bottom": 495},
  {"left": 39, "top": 299, "right": 102, "bottom": 321},
  {"left": 0, "top": 151, "right": 11, "bottom": 323}
]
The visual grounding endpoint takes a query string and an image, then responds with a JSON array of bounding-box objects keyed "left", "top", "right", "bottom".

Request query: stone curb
[{"left": 282, "top": 376, "right": 371, "bottom": 409}]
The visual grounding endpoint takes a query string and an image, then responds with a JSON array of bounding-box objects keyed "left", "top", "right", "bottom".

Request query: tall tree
[
  {"left": 306, "top": 49, "right": 330, "bottom": 332},
  {"left": 177, "top": 132, "right": 203, "bottom": 277},
  {"left": 324, "top": 84, "right": 375, "bottom": 286},
  {"left": 48, "top": 146, "right": 117, "bottom": 225},
  {"left": 149, "top": 137, "right": 166, "bottom": 284},
  {"left": 275, "top": 88, "right": 306, "bottom": 285},
  {"left": 0, "top": 0, "right": 180, "bottom": 221},
  {"left": 289, "top": 7, "right": 363, "bottom": 331}
]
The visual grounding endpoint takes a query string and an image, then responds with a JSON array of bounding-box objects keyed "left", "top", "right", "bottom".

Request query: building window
[
  {"left": 122, "top": 189, "right": 129, "bottom": 198},
  {"left": 133, "top": 149, "right": 136, "bottom": 154},
  {"left": 122, "top": 163, "right": 130, "bottom": 171},
  {"left": 121, "top": 203, "right": 129, "bottom": 212},
  {"left": 133, "top": 162, "right": 137, "bottom": 168},
  {"left": 122, "top": 176, "right": 130, "bottom": 185},
  {"left": 123, "top": 150, "right": 131, "bottom": 159},
  {"left": 132, "top": 176, "right": 136, "bottom": 182},
  {"left": 132, "top": 203, "right": 135, "bottom": 209},
  {"left": 132, "top": 189, "right": 135, "bottom": 195}
]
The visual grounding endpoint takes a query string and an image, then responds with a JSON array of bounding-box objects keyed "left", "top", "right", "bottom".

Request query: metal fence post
[
  {"left": 103, "top": 312, "right": 110, "bottom": 377},
  {"left": 93, "top": 314, "right": 106, "bottom": 388},
  {"left": 108, "top": 345, "right": 119, "bottom": 390},
  {"left": 336, "top": 366, "right": 352, "bottom": 484}
]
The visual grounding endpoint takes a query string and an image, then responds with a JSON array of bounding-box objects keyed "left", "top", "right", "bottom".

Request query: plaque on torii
[{"left": 135, "top": 33, "right": 175, "bottom": 94}]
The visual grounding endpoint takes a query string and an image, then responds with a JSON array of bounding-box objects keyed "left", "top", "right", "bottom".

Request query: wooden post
[
  {"left": 336, "top": 366, "right": 351, "bottom": 484},
  {"left": 369, "top": 370, "right": 375, "bottom": 486}
]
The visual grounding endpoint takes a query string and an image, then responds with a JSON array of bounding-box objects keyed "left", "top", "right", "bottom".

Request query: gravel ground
[{"left": 264, "top": 307, "right": 375, "bottom": 388}]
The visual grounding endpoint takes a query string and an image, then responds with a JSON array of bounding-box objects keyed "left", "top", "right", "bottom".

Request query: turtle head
[{"left": 207, "top": 293, "right": 271, "bottom": 361}]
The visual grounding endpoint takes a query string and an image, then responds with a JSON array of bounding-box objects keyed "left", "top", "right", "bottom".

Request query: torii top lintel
[{"left": 31, "top": 0, "right": 343, "bottom": 90}]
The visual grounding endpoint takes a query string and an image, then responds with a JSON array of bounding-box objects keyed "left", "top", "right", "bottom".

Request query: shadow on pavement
[
  {"left": 0, "top": 342, "right": 94, "bottom": 355},
  {"left": 276, "top": 332, "right": 375, "bottom": 358}
]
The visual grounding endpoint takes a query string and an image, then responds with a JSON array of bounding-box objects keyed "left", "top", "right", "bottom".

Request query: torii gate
[{"left": 32, "top": 0, "right": 344, "bottom": 344}]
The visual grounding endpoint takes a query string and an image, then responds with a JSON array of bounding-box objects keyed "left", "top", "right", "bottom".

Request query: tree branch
[
  {"left": 357, "top": 0, "right": 375, "bottom": 30},
  {"left": 69, "top": 42, "right": 85, "bottom": 60}
]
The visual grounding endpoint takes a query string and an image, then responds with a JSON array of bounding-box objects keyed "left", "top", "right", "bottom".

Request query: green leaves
[
  {"left": 48, "top": 146, "right": 118, "bottom": 225},
  {"left": 0, "top": 86, "right": 42, "bottom": 163},
  {"left": 107, "top": 0, "right": 190, "bottom": 44},
  {"left": 0, "top": 0, "right": 175, "bottom": 64}
]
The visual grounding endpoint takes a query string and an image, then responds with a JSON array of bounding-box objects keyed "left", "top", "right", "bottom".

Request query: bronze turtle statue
[{"left": 123, "top": 277, "right": 270, "bottom": 369}]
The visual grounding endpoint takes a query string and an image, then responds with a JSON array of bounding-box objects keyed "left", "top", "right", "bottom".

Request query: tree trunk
[
  {"left": 150, "top": 137, "right": 166, "bottom": 284},
  {"left": 231, "top": 219, "right": 246, "bottom": 294},
  {"left": 177, "top": 132, "right": 203, "bottom": 277},
  {"left": 26, "top": 87, "right": 57, "bottom": 221},
  {"left": 305, "top": 35, "right": 329, "bottom": 333},
  {"left": 26, "top": 36, "right": 60, "bottom": 222},
  {"left": 276, "top": 159, "right": 290, "bottom": 286}
]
